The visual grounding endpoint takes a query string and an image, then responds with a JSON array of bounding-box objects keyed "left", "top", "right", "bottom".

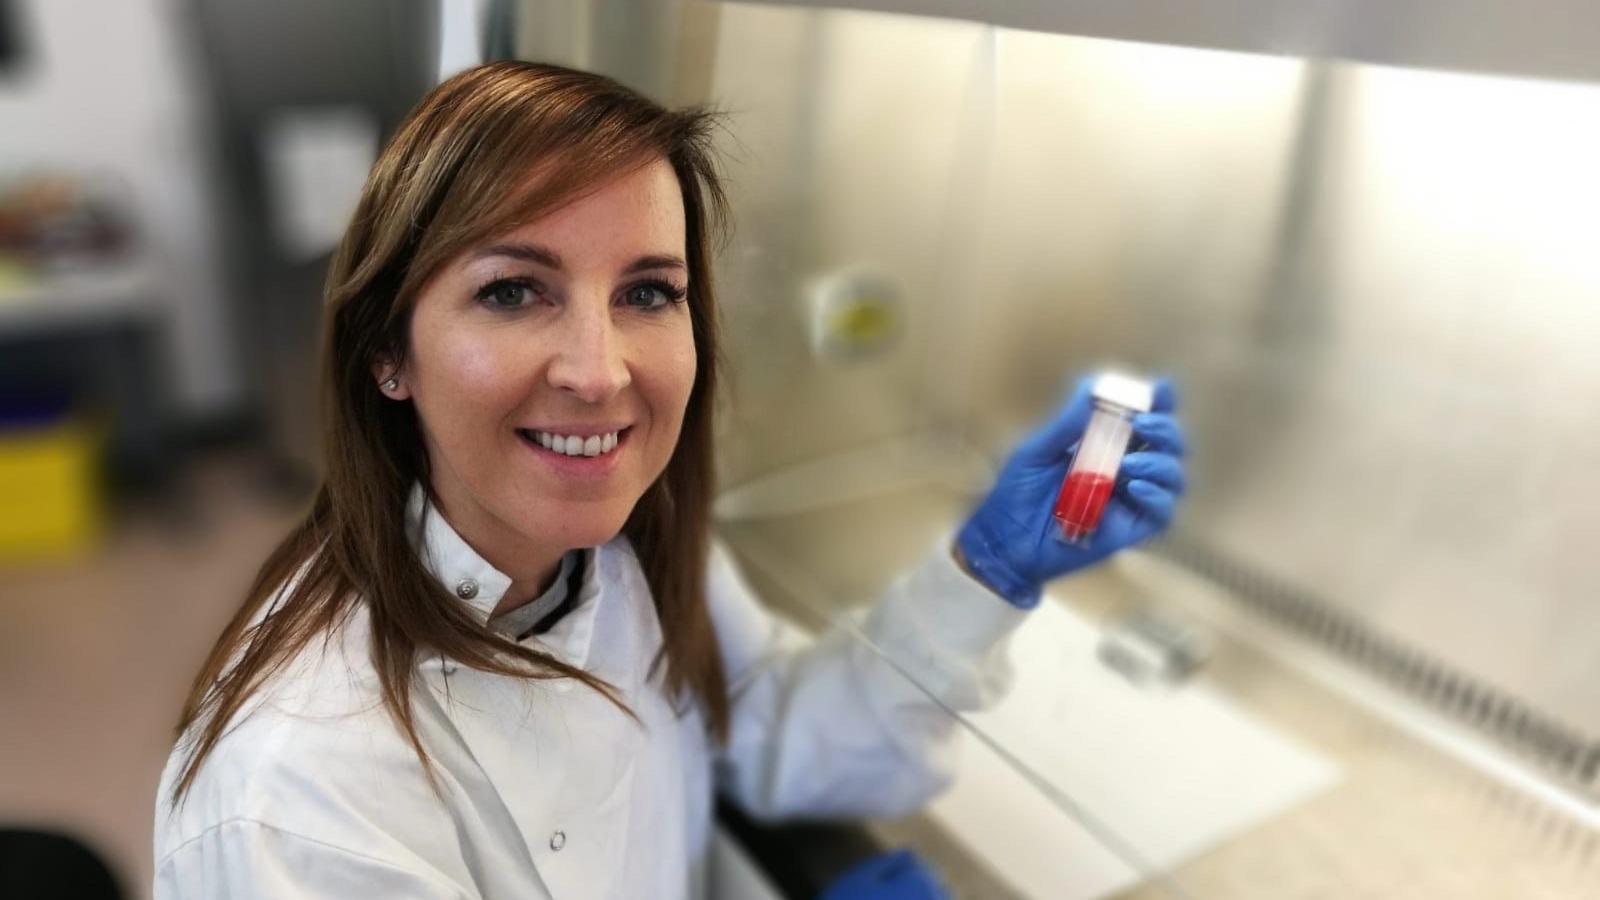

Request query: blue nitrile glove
[
  {"left": 955, "top": 375, "right": 1187, "bottom": 608},
  {"left": 817, "top": 848, "right": 950, "bottom": 900}
]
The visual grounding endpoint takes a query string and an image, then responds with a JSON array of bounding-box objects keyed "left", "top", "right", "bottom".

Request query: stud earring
[{"left": 381, "top": 377, "right": 399, "bottom": 392}]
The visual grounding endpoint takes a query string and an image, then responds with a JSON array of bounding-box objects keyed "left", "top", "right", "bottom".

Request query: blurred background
[{"left": 3, "top": 1, "right": 1599, "bottom": 897}]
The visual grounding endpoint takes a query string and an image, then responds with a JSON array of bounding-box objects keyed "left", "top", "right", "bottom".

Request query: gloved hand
[
  {"left": 955, "top": 375, "right": 1186, "bottom": 608},
  {"left": 817, "top": 848, "right": 950, "bottom": 900}
]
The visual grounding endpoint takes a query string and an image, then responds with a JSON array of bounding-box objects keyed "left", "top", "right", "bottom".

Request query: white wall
[{"left": 0, "top": 0, "right": 240, "bottom": 416}]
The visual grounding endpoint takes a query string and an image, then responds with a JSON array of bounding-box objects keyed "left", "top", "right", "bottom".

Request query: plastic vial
[{"left": 1053, "top": 372, "right": 1155, "bottom": 545}]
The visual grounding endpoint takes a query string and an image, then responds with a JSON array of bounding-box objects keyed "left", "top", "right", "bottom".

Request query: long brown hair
[{"left": 171, "top": 61, "right": 731, "bottom": 802}]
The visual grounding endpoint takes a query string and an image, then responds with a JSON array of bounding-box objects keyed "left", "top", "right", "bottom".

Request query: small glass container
[{"left": 1052, "top": 372, "right": 1154, "bottom": 544}]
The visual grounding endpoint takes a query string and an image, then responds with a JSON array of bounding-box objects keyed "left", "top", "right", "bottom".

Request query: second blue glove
[{"left": 817, "top": 848, "right": 949, "bottom": 900}]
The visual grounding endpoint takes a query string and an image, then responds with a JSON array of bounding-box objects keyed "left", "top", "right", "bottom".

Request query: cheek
[
  {"left": 414, "top": 329, "right": 527, "bottom": 438},
  {"left": 441, "top": 336, "right": 505, "bottom": 395},
  {"left": 661, "top": 329, "right": 698, "bottom": 417},
  {"left": 637, "top": 324, "right": 698, "bottom": 440}
]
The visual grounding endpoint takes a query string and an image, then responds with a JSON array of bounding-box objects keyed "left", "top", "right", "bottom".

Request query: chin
[{"left": 527, "top": 503, "right": 632, "bottom": 551}]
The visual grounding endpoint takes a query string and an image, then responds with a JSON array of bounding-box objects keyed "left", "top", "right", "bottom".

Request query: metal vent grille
[{"left": 1155, "top": 535, "right": 1600, "bottom": 795}]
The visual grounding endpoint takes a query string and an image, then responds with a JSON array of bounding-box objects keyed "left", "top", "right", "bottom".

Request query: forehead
[{"left": 488, "top": 157, "right": 686, "bottom": 266}]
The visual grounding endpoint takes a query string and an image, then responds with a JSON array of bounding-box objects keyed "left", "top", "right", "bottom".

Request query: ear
[{"left": 371, "top": 357, "right": 411, "bottom": 400}]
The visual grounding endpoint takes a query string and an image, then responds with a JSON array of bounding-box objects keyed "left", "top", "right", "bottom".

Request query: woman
[{"left": 154, "top": 61, "right": 1186, "bottom": 899}]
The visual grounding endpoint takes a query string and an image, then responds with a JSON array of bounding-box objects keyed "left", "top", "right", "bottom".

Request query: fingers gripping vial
[{"left": 1053, "top": 372, "right": 1154, "bottom": 544}]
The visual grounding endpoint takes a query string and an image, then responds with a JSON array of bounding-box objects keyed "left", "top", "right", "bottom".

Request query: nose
[{"left": 546, "top": 302, "right": 631, "bottom": 404}]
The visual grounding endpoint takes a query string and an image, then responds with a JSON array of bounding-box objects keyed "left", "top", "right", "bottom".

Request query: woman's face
[{"left": 387, "top": 158, "right": 696, "bottom": 574}]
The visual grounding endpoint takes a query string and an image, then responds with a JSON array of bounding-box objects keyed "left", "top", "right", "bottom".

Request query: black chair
[
  {"left": 715, "top": 800, "right": 884, "bottom": 900},
  {"left": 0, "top": 829, "right": 124, "bottom": 900}
]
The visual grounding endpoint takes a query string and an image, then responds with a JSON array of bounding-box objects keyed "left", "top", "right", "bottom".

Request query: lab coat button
[
  {"left": 549, "top": 830, "right": 566, "bottom": 851},
  {"left": 455, "top": 578, "right": 479, "bottom": 600}
]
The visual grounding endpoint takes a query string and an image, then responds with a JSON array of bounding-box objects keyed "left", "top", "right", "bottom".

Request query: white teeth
[{"left": 529, "top": 429, "right": 622, "bottom": 456}]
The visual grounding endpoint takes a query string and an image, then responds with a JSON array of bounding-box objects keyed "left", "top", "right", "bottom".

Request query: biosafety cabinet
[{"left": 498, "top": 2, "right": 1600, "bottom": 896}]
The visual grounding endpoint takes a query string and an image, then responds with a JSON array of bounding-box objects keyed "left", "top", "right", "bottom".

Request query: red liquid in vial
[{"left": 1053, "top": 471, "right": 1115, "bottom": 542}]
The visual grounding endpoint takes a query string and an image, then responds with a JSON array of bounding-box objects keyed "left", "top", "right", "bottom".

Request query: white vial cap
[{"left": 1092, "top": 372, "right": 1155, "bottom": 413}]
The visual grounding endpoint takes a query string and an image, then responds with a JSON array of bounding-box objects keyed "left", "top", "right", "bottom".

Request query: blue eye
[
  {"left": 475, "top": 277, "right": 539, "bottom": 309},
  {"left": 623, "top": 279, "right": 688, "bottom": 311}
]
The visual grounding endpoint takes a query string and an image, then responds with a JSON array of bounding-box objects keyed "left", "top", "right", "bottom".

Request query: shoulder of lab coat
[
  {"left": 152, "top": 604, "right": 470, "bottom": 899},
  {"left": 153, "top": 818, "right": 468, "bottom": 900},
  {"left": 706, "top": 536, "right": 1028, "bottom": 822}
]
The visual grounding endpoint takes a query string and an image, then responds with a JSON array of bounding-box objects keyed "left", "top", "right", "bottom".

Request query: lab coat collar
[
  {"left": 406, "top": 484, "right": 513, "bottom": 623},
  {"left": 406, "top": 483, "right": 602, "bottom": 670}
]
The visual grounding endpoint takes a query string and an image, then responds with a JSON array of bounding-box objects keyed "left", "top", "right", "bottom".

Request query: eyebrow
[{"left": 470, "top": 242, "right": 686, "bottom": 275}]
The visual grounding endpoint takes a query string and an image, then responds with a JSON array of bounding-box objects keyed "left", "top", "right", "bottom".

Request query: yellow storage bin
[{"left": 0, "top": 417, "right": 104, "bottom": 560}]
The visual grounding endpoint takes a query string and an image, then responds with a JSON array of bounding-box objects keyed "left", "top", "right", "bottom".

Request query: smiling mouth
[{"left": 516, "top": 427, "right": 630, "bottom": 458}]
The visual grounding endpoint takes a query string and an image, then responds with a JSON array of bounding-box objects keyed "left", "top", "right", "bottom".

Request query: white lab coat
[{"left": 152, "top": 488, "right": 1026, "bottom": 899}]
